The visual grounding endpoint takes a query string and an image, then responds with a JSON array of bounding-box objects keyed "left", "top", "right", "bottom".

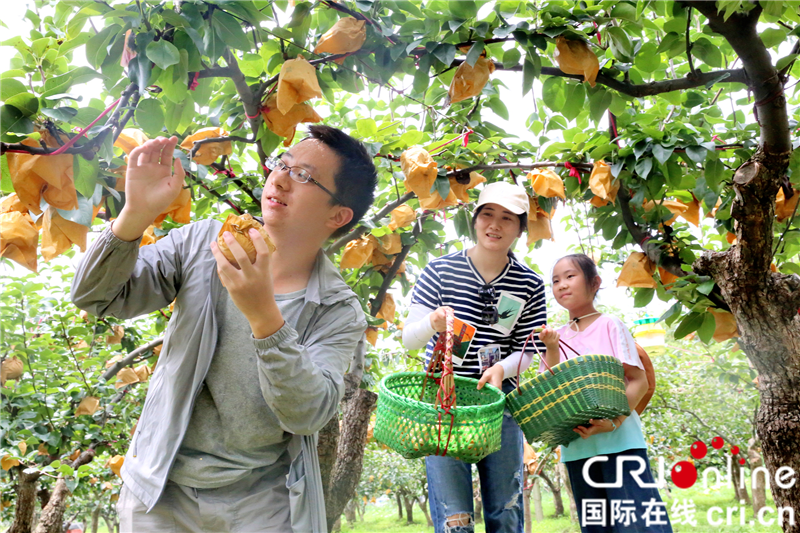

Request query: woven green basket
[
  {"left": 506, "top": 354, "right": 631, "bottom": 447},
  {"left": 374, "top": 372, "right": 505, "bottom": 463}
]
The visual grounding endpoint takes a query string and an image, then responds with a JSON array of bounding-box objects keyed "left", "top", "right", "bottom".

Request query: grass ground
[{"left": 339, "top": 484, "right": 788, "bottom": 533}]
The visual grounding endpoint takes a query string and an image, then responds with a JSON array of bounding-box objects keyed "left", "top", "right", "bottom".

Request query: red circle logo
[
  {"left": 711, "top": 436, "right": 725, "bottom": 449},
  {"left": 691, "top": 441, "right": 707, "bottom": 460},
  {"left": 671, "top": 461, "right": 698, "bottom": 489}
]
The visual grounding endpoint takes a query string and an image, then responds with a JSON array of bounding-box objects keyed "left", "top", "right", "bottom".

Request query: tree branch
[
  {"left": 101, "top": 337, "right": 163, "bottom": 382},
  {"left": 450, "top": 59, "right": 747, "bottom": 98},
  {"left": 445, "top": 161, "right": 592, "bottom": 177},
  {"left": 188, "top": 135, "right": 256, "bottom": 159},
  {"left": 222, "top": 49, "right": 269, "bottom": 173},
  {"left": 685, "top": 7, "right": 698, "bottom": 78},
  {"left": 370, "top": 215, "right": 427, "bottom": 316},
  {"left": 327, "top": 192, "right": 415, "bottom": 254}
]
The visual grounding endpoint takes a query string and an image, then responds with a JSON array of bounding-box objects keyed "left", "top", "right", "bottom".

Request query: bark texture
[
  {"left": 8, "top": 467, "right": 41, "bottom": 533},
  {"left": 32, "top": 449, "right": 95, "bottom": 533}
]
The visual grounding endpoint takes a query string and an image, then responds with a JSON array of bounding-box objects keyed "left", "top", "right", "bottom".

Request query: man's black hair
[{"left": 304, "top": 125, "right": 378, "bottom": 238}]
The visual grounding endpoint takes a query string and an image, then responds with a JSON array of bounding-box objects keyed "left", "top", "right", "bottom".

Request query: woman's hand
[
  {"left": 429, "top": 306, "right": 454, "bottom": 332},
  {"left": 574, "top": 418, "right": 618, "bottom": 439},
  {"left": 538, "top": 325, "right": 560, "bottom": 351},
  {"left": 477, "top": 364, "right": 504, "bottom": 390}
]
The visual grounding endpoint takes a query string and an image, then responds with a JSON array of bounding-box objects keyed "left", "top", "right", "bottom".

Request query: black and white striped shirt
[{"left": 410, "top": 250, "right": 547, "bottom": 381}]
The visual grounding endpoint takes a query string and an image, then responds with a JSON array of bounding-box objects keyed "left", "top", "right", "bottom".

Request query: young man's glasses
[
  {"left": 264, "top": 155, "right": 346, "bottom": 206},
  {"left": 479, "top": 284, "right": 499, "bottom": 325}
]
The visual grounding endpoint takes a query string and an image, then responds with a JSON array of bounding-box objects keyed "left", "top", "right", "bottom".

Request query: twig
[
  {"left": 101, "top": 337, "right": 164, "bottom": 382},
  {"left": 187, "top": 172, "right": 243, "bottom": 214},
  {"left": 686, "top": 7, "right": 697, "bottom": 78},
  {"left": 58, "top": 318, "right": 94, "bottom": 396},
  {"left": 188, "top": 135, "right": 256, "bottom": 159},
  {"left": 327, "top": 192, "right": 415, "bottom": 253},
  {"left": 370, "top": 215, "right": 428, "bottom": 316}
]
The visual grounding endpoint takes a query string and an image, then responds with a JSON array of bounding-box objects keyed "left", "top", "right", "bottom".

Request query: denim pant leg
[
  {"left": 476, "top": 410, "right": 524, "bottom": 533},
  {"left": 426, "top": 454, "right": 475, "bottom": 533},
  {"left": 566, "top": 449, "right": 673, "bottom": 533}
]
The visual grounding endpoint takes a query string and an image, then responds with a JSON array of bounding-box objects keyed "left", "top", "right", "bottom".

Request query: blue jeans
[
  {"left": 426, "top": 404, "right": 524, "bottom": 533},
  {"left": 565, "top": 449, "right": 673, "bottom": 533}
]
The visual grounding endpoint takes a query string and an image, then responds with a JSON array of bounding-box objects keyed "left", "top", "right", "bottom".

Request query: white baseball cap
[{"left": 476, "top": 181, "right": 529, "bottom": 215}]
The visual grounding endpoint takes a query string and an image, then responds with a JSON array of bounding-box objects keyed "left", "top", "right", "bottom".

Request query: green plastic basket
[
  {"left": 506, "top": 354, "right": 631, "bottom": 447},
  {"left": 374, "top": 372, "right": 506, "bottom": 463}
]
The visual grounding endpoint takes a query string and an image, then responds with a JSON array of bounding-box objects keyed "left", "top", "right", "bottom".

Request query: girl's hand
[
  {"left": 538, "top": 326, "right": 560, "bottom": 351},
  {"left": 429, "top": 306, "right": 454, "bottom": 332},
  {"left": 574, "top": 418, "right": 617, "bottom": 439},
  {"left": 477, "top": 364, "right": 504, "bottom": 391}
]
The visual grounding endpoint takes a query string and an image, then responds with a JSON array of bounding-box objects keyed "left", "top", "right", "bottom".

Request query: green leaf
[
  {"left": 134, "top": 99, "right": 165, "bottom": 136},
  {"left": 42, "top": 67, "right": 104, "bottom": 97},
  {"left": 0, "top": 105, "right": 34, "bottom": 141},
  {"left": 635, "top": 157, "right": 653, "bottom": 179},
  {"left": 562, "top": 83, "right": 585, "bottom": 121},
  {"left": 502, "top": 48, "right": 521, "bottom": 68},
  {"left": 449, "top": 0, "right": 478, "bottom": 20},
  {"left": 432, "top": 43, "right": 456, "bottom": 66},
  {"left": 465, "top": 41, "right": 485, "bottom": 67},
  {"left": 697, "top": 279, "right": 716, "bottom": 295},
  {"left": 606, "top": 26, "right": 634, "bottom": 62},
  {"left": 652, "top": 144, "right": 674, "bottom": 165},
  {"left": 760, "top": 27, "right": 787, "bottom": 48},
  {"left": 73, "top": 156, "right": 99, "bottom": 198},
  {"left": 634, "top": 43, "right": 662, "bottom": 73},
  {"left": 610, "top": 2, "right": 638, "bottom": 21},
  {"left": 776, "top": 53, "right": 798, "bottom": 72},
  {"left": 692, "top": 37, "right": 723, "bottom": 68},
  {"left": 476, "top": 91, "right": 506, "bottom": 119},
  {"left": 288, "top": 2, "right": 313, "bottom": 28},
  {"left": 146, "top": 39, "right": 181, "bottom": 70},
  {"left": 412, "top": 66, "right": 429, "bottom": 96},
  {"left": 521, "top": 55, "right": 536, "bottom": 97},
  {"left": 356, "top": 118, "right": 378, "bottom": 139},
  {"left": 434, "top": 176, "right": 451, "bottom": 199},
  {"left": 685, "top": 145, "right": 707, "bottom": 164},
  {"left": 214, "top": 10, "right": 253, "bottom": 51},
  {"left": 5, "top": 93, "right": 39, "bottom": 116},
  {"left": 705, "top": 158, "right": 725, "bottom": 191},
  {"left": 633, "top": 288, "right": 655, "bottom": 308},
  {"left": 697, "top": 312, "right": 716, "bottom": 344},
  {"left": 674, "top": 311, "right": 704, "bottom": 339},
  {"left": 588, "top": 87, "right": 612, "bottom": 123},
  {"left": 541, "top": 77, "right": 565, "bottom": 112},
  {"left": 1, "top": 79, "right": 27, "bottom": 101}
]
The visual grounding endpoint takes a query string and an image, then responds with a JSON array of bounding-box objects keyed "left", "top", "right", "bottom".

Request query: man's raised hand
[{"left": 112, "top": 136, "right": 185, "bottom": 242}]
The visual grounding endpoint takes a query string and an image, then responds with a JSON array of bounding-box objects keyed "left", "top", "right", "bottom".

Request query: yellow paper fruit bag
[
  {"left": 1, "top": 194, "right": 27, "bottom": 214},
  {"left": 261, "top": 94, "right": 322, "bottom": 147},
  {"left": 114, "top": 129, "right": 149, "bottom": 155},
  {"left": 388, "top": 204, "right": 415, "bottom": 230},
  {"left": 180, "top": 127, "right": 233, "bottom": 166},
  {"left": 776, "top": 188, "right": 799, "bottom": 222},
  {"left": 400, "top": 146, "right": 438, "bottom": 199},
  {"left": 276, "top": 55, "right": 323, "bottom": 114},
  {"left": 1, "top": 357, "right": 24, "bottom": 386},
  {"left": 340, "top": 235, "right": 376, "bottom": 270},
  {"left": 154, "top": 182, "right": 192, "bottom": 226},
  {"left": 643, "top": 199, "right": 688, "bottom": 226},
  {"left": 40, "top": 208, "right": 88, "bottom": 262},
  {"left": 553, "top": 36, "right": 599, "bottom": 87},
  {"left": 447, "top": 57, "right": 496, "bottom": 105},
  {"left": 0, "top": 211, "right": 39, "bottom": 272},
  {"left": 709, "top": 308, "right": 738, "bottom": 343},
  {"left": 217, "top": 214, "right": 276, "bottom": 266},
  {"left": 617, "top": 252, "right": 657, "bottom": 289},
  {"left": 528, "top": 168, "right": 566, "bottom": 200},
  {"left": 377, "top": 234, "right": 402, "bottom": 255},
  {"left": 589, "top": 160, "right": 619, "bottom": 203},
  {"left": 75, "top": 396, "right": 100, "bottom": 416},
  {"left": 313, "top": 17, "right": 367, "bottom": 56},
  {"left": 376, "top": 293, "right": 396, "bottom": 328},
  {"left": 450, "top": 172, "right": 486, "bottom": 203}
]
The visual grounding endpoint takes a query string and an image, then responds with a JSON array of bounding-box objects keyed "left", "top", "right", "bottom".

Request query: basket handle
[{"left": 515, "top": 327, "right": 583, "bottom": 395}]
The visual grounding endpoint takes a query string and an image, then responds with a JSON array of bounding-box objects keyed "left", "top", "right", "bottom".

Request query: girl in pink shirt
[{"left": 538, "top": 254, "right": 672, "bottom": 533}]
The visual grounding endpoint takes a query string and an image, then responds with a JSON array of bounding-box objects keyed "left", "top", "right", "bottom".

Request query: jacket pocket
[{"left": 287, "top": 453, "right": 311, "bottom": 532}]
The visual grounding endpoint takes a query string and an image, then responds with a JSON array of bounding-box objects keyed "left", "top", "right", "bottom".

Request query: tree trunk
[
  {"left": 331, "top": 517, "right": 341, "bottom": 533},
  {"left": 323, "top": 350, "right": 377, "bottom": 533},
  {"left": 731, "top": 459, "right": 751, "bottom": 505},
  {"left": 318, "top": 413, "right": 340, "bottom": 498},
  {"left": 33, "top": 449, "right": 95, "bottom": 533},
  {"left": 532, "top": 478, "right": 544, "bottom": 522},
  {"left": 8, "top": 467, "right": 41, "bottom": 533},
  {"left": 101, "top": 513, "right": 116, "bottom": 533},
  {"left": 418, "top": 496, "right": 433, "bottom": 527},
  {"left": 396, "top": 492, "right": 403, "bottom": 520},
  {"left": 539, "top": 470, "right": 565, "bottom": 517},
  {"left": 473, "top": 485, "right": 483, "bottom": 524},
  {"left": 91, "top": 504, "right": 101, "bottom": 533},
  {"left": 344, "top": 498, "right": 357, "bottom": 528},
  {"left": 558, "top": 463, "right": 578, "bottom": 523},
  {"left": 403, "top": 494, "right": 415, "bottom": 525},
  {"left": 748, "top": 438, "right": 768, "bottom": 515},
  {"left": 686, "top": 4, "right": 799, "bottom": 531},
  {"left": 523, "top": 473, "right": 532, "bottom": 533}
]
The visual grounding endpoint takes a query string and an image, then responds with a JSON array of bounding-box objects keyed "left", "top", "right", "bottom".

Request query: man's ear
[{"left": 327, "top": 205, "right": 354, "bottom": 233}]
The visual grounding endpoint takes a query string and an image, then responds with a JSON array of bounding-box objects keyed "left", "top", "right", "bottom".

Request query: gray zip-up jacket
[{"left": 71, "top": 219, "right": 367, "bottom": 533}]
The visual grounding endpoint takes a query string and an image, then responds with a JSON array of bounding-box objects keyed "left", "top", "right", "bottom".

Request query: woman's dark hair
[
  {"left": 555, "top": 253, "right": 601, "bottom": 297},
  {"left": 471, "top": 204, "right": 527, "bottom": 234},
  {"left": 303, "top": 125, "right": 378, "bottom": 238}
]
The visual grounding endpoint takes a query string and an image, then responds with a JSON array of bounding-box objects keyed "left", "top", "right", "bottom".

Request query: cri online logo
[{"left": 671, "top": 436, "right": 743, "bottom": 489}]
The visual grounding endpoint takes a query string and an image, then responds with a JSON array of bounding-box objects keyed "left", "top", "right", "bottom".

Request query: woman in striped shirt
[{"left": 402, "top": 182, "right": 547, "bottom": 533}]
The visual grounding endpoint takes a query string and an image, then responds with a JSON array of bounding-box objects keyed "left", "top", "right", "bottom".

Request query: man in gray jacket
[{"left": 71, "top": 125, "right": 377, "bottom": 532}]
